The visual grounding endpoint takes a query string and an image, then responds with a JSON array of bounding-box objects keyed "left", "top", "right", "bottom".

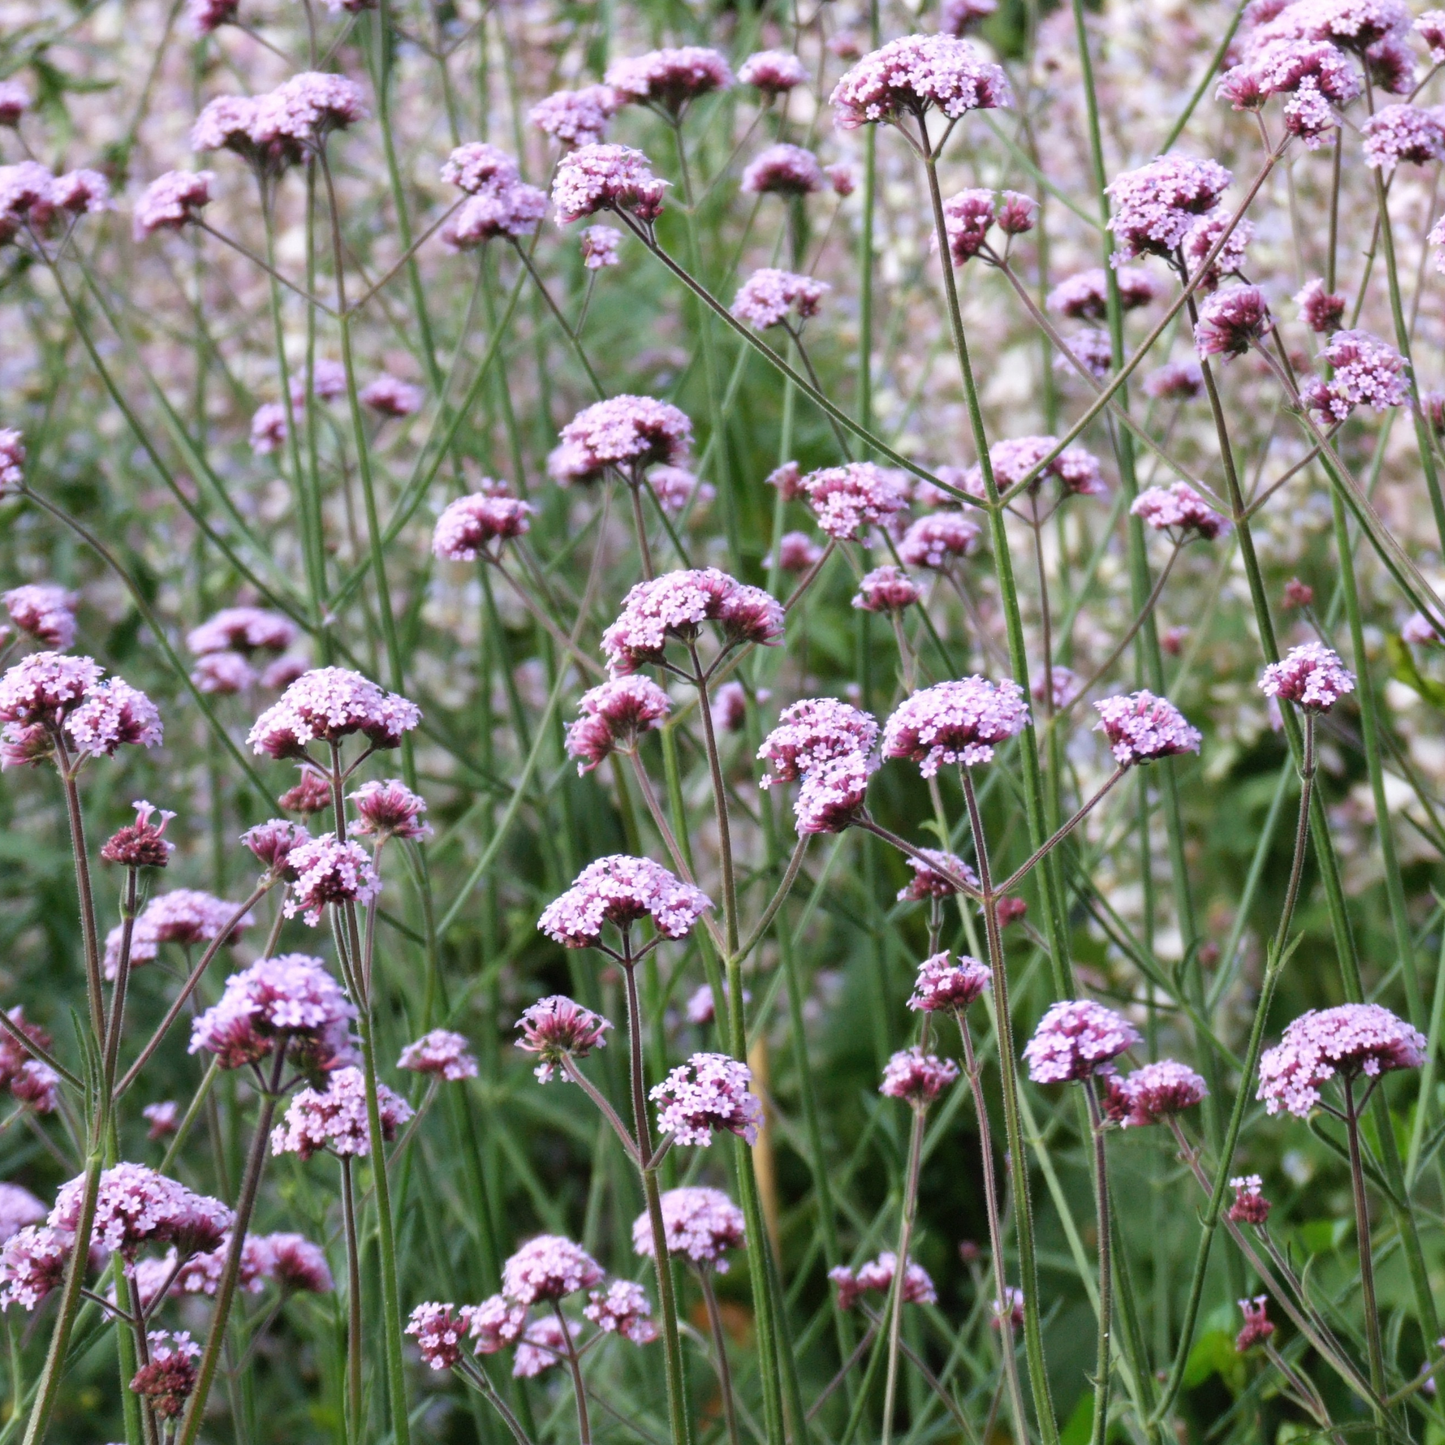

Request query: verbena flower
[
  {"left": 0, "top": 429, "right": 23, "bottom": 493},
  {"left": 0, "top": 1185, "right": 45, "bottom": 1246},
  {"left": 398, "top": 1029, "right": 478, "bottom": 1082},
  {"left": 248, "top": 667, "right": 420, "bottom": 759},
  {"left": 601, "top": 568, "right": 783, "bottom": 673},
  {"left": 551, "top": 143, "right": 669, "bottom": 225},
  {"left": 565, "top": 676, "right": 672, "bottom": 773},
  {"left": 188, "top": 607, "right": 297, "bottom": 658},
  {"left": 549, "top": 394, "right": 692, "bottom": 486},
  {"left": 267, "top": 1233, "right": 334, "bottom": 1292},
  {"left": 880, "top": 1046, "right": 960, "bottom": 1104},
  {"left": 632, "top": 1186, "right": 746, "bottom": 1271},
  {"left": 882, "top": 676, "right": 1030, "bottom": 774},
  {"left": 134, "top": 171, "right": 214, "bottom": 239},
  {"left": 899, "top": 512, "right": 981, "bottom": 568},
  {"left": 104, "top": 889, "right": 253, "bottom": 981},
  {"left": 1144, "top": 361, "right": 1204, "bottom": 400},
  {"left": 1257, "top": 1003, "right": 1424, "bottom": 1116},
  {"left": 1106, "top": 155, "right": 1233, "bottom": 260},
  {"left": 1228, "top": 1174, "right": 1272, "bottom": 1225},
  {"left": 530, "top": 86, "right": 622, "bottom": 148},
  {"left": 1131, "top": 483, "right": 1230, "bottom": 540},
  {"left": 1182, "top": 209, "right": 1255, "bottom": 288},
  {"left": 852, "top": 565, "right": 920, "bottom": 613},
  {"left": 739, "top": 51, "right": 809, "bottom": 94},
  {"left": 513, "top": 1315, "right": 577, "bottom": 1377},
  {"left": 1361, "top": 103, "right": 1445, "bottom": 170},
  {"left": 502, "top": 1234, "right": 603, "bottom": 1304},
  {"left": 142, "top": 1102, "right": 179, "bottom": 1140},
  {"left": 740, "top": 143, "right": 825, "bottom": 195},
  {"left": 1235, "top": 1296, "right": 1274, "bottom": 1351},
  {"left": 408, "top": 1302, "right": 470, "bottom": 1370},
  {"left": 830, "top": 34, "right": 1012, "bottom": 129},
  {"left": 52, "top": 1163, "right": 231, "bottom": 1258},
  {"left": 1295, "top": 277, "right": 1347, "bottom": 332},
  {"left": 758, "top": 697, "right": 878, "bottom": 784},
  {"left": 189, "top": 953, "right": 356, "bottom": 1073},
  {"left": 907, "top": 950, "right": 991, "bottom": 1011},
  {"left": 241, "top": 818, "right": 311, "bottom": 877},
  {"left": 731, "top": 267, "right": 829, "bottom": 328},
  {"left": 271, "top": 1066, "right": 413, "bottom": 1158},
  {"left": 1093, "top": 690, "right": 1202, "bottom": 765},
  {"left": 798, "top": 462, "right": 909, "bottom": 540},
  {"left": 4, "top": 584, "right": 76, "bottom": 650},
  {"left": 101, "top": 800, "right": 176, "bottom": 869},
  {"left": 129, "top": 1330, "right": 200, "bottom": 1419},
  {"left": 830, "top": 1253, "right": 937, "bottom": 1309},
  {"left": 1104, "top": 1059, "right": 1208, "bottom": 1126},
  {"left": 514, "top": 996, "right": 613, "bottom": 1081},
  {"left": 580, "top": 225, "right": 622, "bottom": 268},
  {"left": 0, "top": 1226, "right": 73, "bottom": 1310},
  {"left": 539, "top": 856, "right": 712, "bottom": 947},
  {"left": 963, "top": 435, "right": 1106, "bottom": 499},
  {"left": 360, "top": 374, "right": 423, "bottom": 417},
  {"left": 284, "top": 836, "right": 382, "bottom": 923},
  {"left": 1023, "top": 999, "right": 1141, "bottom": 1083},
  {"left": 604, "top": 47, "right": 734, "bottom": 112},
  {"left": 0, "top": 82, "right": 30, "bottom": 128},
  {"left": 897, "top": 849, "right": 979, "bottom": 901},
  {"left": 1301, "top": 328, "right": 1408, "bottom": 423},
  {"left": 1258, "top": 642, "right": 1355, "bottom": 711},
  {"left": 348, "top": 779, "right": 431, "bottom": 841},
  {"left": 651, "top": 1052, "right": 763, "bottom": 1145},
  {"left": 1193, "top": 284, "right": 1272, "bottom": 358},
  {"left": 770, "top": 531, "right": 825, "bottom": 574},
  {"left": 1047, "top": 266, "right": 1157, "bottom": 319},
  {"left": 584, "top": 1280, "right": 657, "bottom": 1342}
]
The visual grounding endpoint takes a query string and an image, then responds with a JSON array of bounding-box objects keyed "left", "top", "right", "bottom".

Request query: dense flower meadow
[{"left": 5, "top": 0, "right": 1445, "bottom": 1439}]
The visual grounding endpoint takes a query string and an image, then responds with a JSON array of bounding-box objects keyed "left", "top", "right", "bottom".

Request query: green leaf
[
  {"left": 1386, "top": 635, "right": 1445, "bottom": 711},
  {"left": 1297, "top": 1217, "right": 1350, "bottom": 1254}
]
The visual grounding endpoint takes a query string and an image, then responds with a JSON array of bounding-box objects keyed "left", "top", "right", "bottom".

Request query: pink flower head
[
  {"left": 940, "top": 188, "right": 997, "bottom": 263},
  {"left": 4, "top": 584, "right": 76, "bottom": 650},
  {"left": 398, "top": 1029, "right": 478, "bottom": 1082},
  {"left": 267, "top": 1232, "right": 333, "bottom": 1292},
  {"left": 102, "top": 887, "right": 251, "bottom": 982},
  {"left": 883, "top": 676, "right": 1030, "bottom": 775},
  {"left": 503, "top": 1234, "right": 603, "bottom": 1304},
  {"left": 758, "top": 697, "right": 879, "bottom": 784},
  {"left": 188, "top": 606, "right": 297, "bottom": 657},
  {"left": 189, "top": 953, "right": 356, "bottom": 1073},
  {"left": 0, "top": 1185, "right": 46, "bottom": 1245},
  {"left": 551, "top": 144, "right": 669, "bottom": 225},
  {"left": 1259, "top": 642, "right": 1355, "bottom": 712},
  {"left": 830, "top": 34, "right": 1012, "bottom": 129},
  {"left": 633, "top": 1186, "right": 746, "bottom": 1271},
  {"left": 248, "top": 666, "right": 420, "bottom": 759},
  {"left": 1106, "top": 155, "right": 1233, "bottom": 261},
  {"left": 0, "top": 654, "right": 101, "bottom": 763},
  {"left": 432, "top": 490, "right": 532, "bottom": 561},
  {"left": 271, "top": 1065, "right": 412, "bottom": 1158},
  {"left": 284, "top": 836, "right": 381, "bottom": 923},
  {"left": 348, "top": 778, "right": 431, "bottom": 841},
  {"left": 48, "top": 169, "right": 110, "bottom": 217},
  {"left": 360, "top": 374, "right": 423, "bottom": 417},
  {"left": 651, "top": 465, "right": 714, "bottom": 514},
  {"left": 247, "top": 72, "right": 368, "bottom": 165},
  {"left": 539, "top": 855, "right": 712, "bottom": 947},
  {"left": 439, "top": 143, "right": 519, "bottom": 194},
  {"left": 443, "top": 183, "right": 547, "bottom": 247},
  {"left": 601, "top": 568, "right": 782, "bottom": 673},
  {"left": 1047, "top": 266, "right": 1157, "bottom": 320},
  {"left": 241, "top": 818, "right": 310, "bottom": 878},
  {"left": 469, "top": 1292, "right": 528, "bottom": 1354},
  {"left": 852, "top": 565, "right": 920, "bottom": 613},
  {"left": 1365, "top": 34, "right": 1413, "bottom": 93},
  {"left": 1257, "top": 1003, "right": 1424, "bottom": 1116},
  {"left": 1182, "top": 208, "right": 1255, "bottom": 289},
  {"left": 129, "top": 1330, "right": 200, "bottom": 1420},
  {"left": 604, "top": 48, "right": 733, "bottom": 112},
  {"left": 192, "top": 654, "right": 254, "bottom": 695},
  {"left": 565, "top": 675, "right": 672, "bottom": 773},
  {"left": 513, "top": 1314, "right": 578, "bottom": 1377},
  {"left": 651, "top": 1052, "right": 763, "bottom": 1146},
  {"left": 941, "top": 0, "right": 999, "bottom": 31},
  {"left": 1107, "top": 1059, "right": 1208, "bottom": 1126},
  {"left": 0, "top": 81, "right": 30, "bottom": 128},
  {"left": 739, "top": 50, "right": 809, "bottom": 94},
  {"left": 965, "top": 435, "right": 1106, "bottom": 499},
  {"left": 1362, "top": 103, "right": 1445, "bottom": 170},
  {"left": 1295, "top": 277, "right": 1347, "bottom": 334},
  {"left": 53, "top": 1163, "right": 232, "bottom": 1258},
  {"left": 898, "top": 513, "right": 981, "bottom": 569},
  {"left": 1094, "top": 690, "right": 1202, "bottom": 765},
  {"left": 142, "top": 1101, "right": 179, "bottom": 1140},
  {"left": 794, "top": 751, "right": 874, "bottom": 834},
  {"left": 897, "top": 849, "right": 979, "bottom": 901},
  {"left": 187, "top": 0, "right": 238, "bottom": 31},
  {"left": 530, "top": 86, "right": 623, "bottom": 148},
  {"left": 549, "top": 394, "right": 692, "bottom": 485},
  {"left": 686, "top": 982, "right": 750, "bottom": 1025},
  {"left": 1403, "top": 608, "right": 1445, "bottom": 645},
  {"left": 191, "top": 95, "right": 260, "bottom": 156},
  {"left": 740, "top": 143, "right": 825, "bottom": 195},
  {"left": 0, "top": 429, "right": 23, "bottom": 493},
  {"left": 134, "top": 171, "right": 213, "bottom": 240},
  {"left": 63, "top": 678, "right": 162, "bottom": 757},
  {"left": 1420, "top": 8, "right": 1445, "bottom": 61},
  {"left": 799, "top": 462, "right": 908, "bottom": 540},
  {"left": 585, "top": 1279, "right": 657, "bottom": 1343},
  {"left": 731, "top": 267, "right": 829, "bottom": 328},
  {"left": 827, "top": 163, "right": 857, "bottom": 195},
  {"left": 880, "top": 1046, "right": 960, "bottom": 1105},
  {"left": 1301, "top": 0, "right": 1411, "bottom": 51},
  {"left": 580, "top": 225, "right": 622, "bottom": 269},
  {"left": 908, "top": 950, "right": 991, "bottom": 1012},
  {"left": 250, "top": 403, "right": 288, "bottom": 455},
  {"left": 1130, "top": 483, "right": 1230, "bottom": 540},
  {"left": 1023, "top": 999, "right": 1141, "bottom": 1083},
  {"left": 1303, "top": 328, "right": 1408, "bottom": 424},
  {"left": 1228, "top": 1174, "right": 1272, "bottom": 1225},
  {"left": 1144, "top": 361, "right": 1204, "bottom": 400},
  {"left": 771, "top": 531, "right": 824, "bottom": 574},
  {"left": 0, "top": 1010, "right": 52, "bottom": 1113},
  {"left": 408, "top": 1302, "right": 470, "bottom": 1370},
  {"left": 1235, "top": 1296, "right": 1274, "bottom": 1351},
  {"left": 831, "top": 1253, "right": 936, "bottom": 1309},
  {"left": 1193, "top": 284, "right": 1272, "bottom": 358},
  {"left": 0, "top": 1226, "right": 73, "bottom": 1310},
  {"left": 515, "top": 995, "right": 612, "bottom": 1081}
]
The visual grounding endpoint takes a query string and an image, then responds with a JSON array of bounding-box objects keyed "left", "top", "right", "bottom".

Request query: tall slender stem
[
  {"left": 554, "top": 1301, "right": 591, "bottom": 1444},
  {"left": 1084, "top": 1081, "right": 1113, "bottom": 1445},
  {"left": 700, "top": 1271, "right": 741, "bottom": 1445},
  {"left": 1343, "top": 1076, "right": 1388, "bottom": 1440},
  {"left": 880, "top": 1101, "right": 926, "bottom": 1445},
  {"left": 340, "top": 1156, "right": 363, "bottom": 1445}
]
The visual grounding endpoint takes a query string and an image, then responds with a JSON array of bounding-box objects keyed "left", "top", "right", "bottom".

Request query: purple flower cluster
[
  {"left": 732, "top": 267, "right": 830, "bottom": 328},
  {"left": 940, "top": 188, "right": 1036, "bottom": 263},
  {"left": 1106, "top": 155, "right": 1233, "bottom": 261},
  {"left": 852, "top": 565, "right": 921, "bottom": 613},
  {"left": 440, "top": 144, "right": 547, "bottom": 247},
  {"left": 549, "top": 394, "right": 692, "bottom": 485},
  {"left": 897, "top": 849, "right": 978, "bottom": 900},
  {"left": 758, "top": 696, "right": 879, "bottom": 834},
  {"left": 1103, "top": 1059, "right": 1208, "bottom": 1126},
  {"left": 963, "top": 435, "right": 1106, "bottom": 500},
  {"left": 830, "top": 1253, "right": 937, "bottom": 1309},
  {"left": 1361, "top": 104, "right": 1445, "bottom": 170},
  {"left": 899, "top": 512, "right": 981, "bottom": 568},
  {"left": 1301, "top": 328, "right": 1408, "bottom": 424},
  {"left": 882, "top": 676, "right": 1030, "bottom": 775},
  {"left": 1193, "top": 285, "right": 1273, "bottom": 358},
  {"left": 551, "top": 144, "right": 669, "bottom": 225},
  {"left": 830, "top": 34, "right": 1012, "bottom": 129},
  {"left": 1258, "top": 642, "right": 1355, "bottom": 711},
  {"left": 565, "top": 675, "right": 671, "bottom": 773},
  {"left": 880, "top": 1046, "right": 960, "bottom": 1105},
  {"left": 907, "top": 951, "right": 991, "bottom": 1012},
  {"left": 601, "top": 568, "right": 783, "bottom": 673},
  {"left": 398, "top": 1029, "right": 477, "bottom": 1082},
  {"left": 1131, "top": 483, "right": 1230, "bottom": 540},
  {"left": 284, "top": 836, "right": 381, "bottom": 923},
  {"left": 1023, "top": 1000, "right": 1141, "bottom": 1083},
  {"left": 632, "top": 1186, "right": 746, "bottom": 1270},
  {"left": 539, "top": 855, "right": 713, "bottom": 947},
  {"left": 651, "top": 1052, "right": 763, "bottom": 1146},
  {"left": 1257, "top": 1003, "right": 1424, "bottom": 1116},
  {"left": 271, "top": 1066, "right": 413, "bottom": 1158},
  {"left": 798, "top": 462, "right": 910, "bottom": 540},
  {"left": 1047, "top": 266, "right": 1157, "bottom": 319},
  {"left": 4, "top": 584, "right": 77, "bottom": 650},
  {"left": 192, "top": 73, "right": 367, "bottom": 172},
  {"left": 134, "top": 170, "right": 214, "bottom": 239},
  {"left": 605, "top": 47, "right": 733, "bottom": 112},
  {"left": 54, "top": 1163, "right": 231, "bottom": 1259},
  {"left": 530, "top": 86, "right": 622, "bottom": 148},
  {"left": 103, "top": 888, "right": 252, "bottom": 981},
  {"left": 515, "top": 995, "right": 613, "bottom": 1080},
  {"left": 1093, "top": 690, "right": 1202, "bottom": 765},
  {"left": 0, "top": 161, "right": 109, "bottom": 246},
  {"left": 739, "top": 51, "right": 810, "bottom": 94},
  {"left": 741, "top": 143, "right": 825, "bottom": 195}
]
